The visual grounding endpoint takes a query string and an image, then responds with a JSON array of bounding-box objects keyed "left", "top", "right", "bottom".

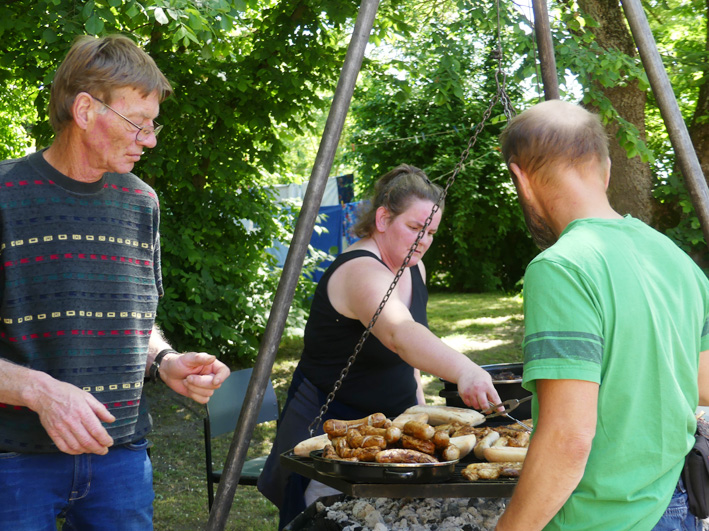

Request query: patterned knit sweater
[{"left": 0, "top": 150, "right": 163, "bottom": 452}]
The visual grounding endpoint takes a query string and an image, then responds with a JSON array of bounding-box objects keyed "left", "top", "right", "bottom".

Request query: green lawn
[{"left": 147, "top": 291, "right": 524, "bottom": 530}]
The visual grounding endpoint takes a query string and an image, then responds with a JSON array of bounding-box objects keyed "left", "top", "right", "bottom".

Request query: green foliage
[
  {"left": 0, "top": 0, "right": 359, "bottom": 363},
  {"left": 2, "top": 0, "right": 707, "bottom": 360},
  {"left": 642, "top": 0, "right": 709, "bottom": 263},
  {"left": 552, "top": 0, "right": 708, "bottom": 262},
  {"left": 0, "top": 84, "right": 36, "bottom": 159},
  {"left": 344, "top": 3, "right": 538, "bottom": 292},
  {"left": 551, "top": 5, "right": 656, "bottom": 163}
]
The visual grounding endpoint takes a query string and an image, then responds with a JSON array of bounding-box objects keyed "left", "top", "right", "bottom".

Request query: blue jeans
[
  {"left": 0, "top": 438, "right": 154, "bottom": 531},
  {"left": 653, "top": 477, "right": 704, "bottom": 531}
]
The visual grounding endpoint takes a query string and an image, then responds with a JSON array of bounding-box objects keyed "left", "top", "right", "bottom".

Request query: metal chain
[{"left": 308, "top": 0, "right": 516, "bottom": 436}]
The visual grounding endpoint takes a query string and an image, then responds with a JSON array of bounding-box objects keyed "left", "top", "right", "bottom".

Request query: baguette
[
  {"left": 483, "top": 446, "right": 527, "bottom": 463},
  {"left": 401, "top": 405, "right": 485, "bottom": 427},
  {"left": 391, "top": 411, "right": 429, "bottom": 428},
  {"left": 293, "top": 433, "right": 330, "bottom": 456}
]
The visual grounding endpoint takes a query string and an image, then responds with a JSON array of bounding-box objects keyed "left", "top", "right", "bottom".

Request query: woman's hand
[{"left": 456, "top": 366, "right": 501, "bottom": 411}]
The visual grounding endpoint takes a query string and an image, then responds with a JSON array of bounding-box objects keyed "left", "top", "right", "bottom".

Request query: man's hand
[
  {"left": 30, "top": 376, "right": 115, "bottom": 455},
  {"left": 159, "top": 352, "right": 230, "bottom": 404}
]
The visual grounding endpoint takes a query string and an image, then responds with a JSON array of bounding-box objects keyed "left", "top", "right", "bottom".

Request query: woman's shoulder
[{"left": 338, "top": 242, "right": 385, "bottom": 267}]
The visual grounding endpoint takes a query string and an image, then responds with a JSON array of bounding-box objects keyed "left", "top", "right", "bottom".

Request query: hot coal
[{"left": 304, "top": 496, "right": 507, "bottom": 531}]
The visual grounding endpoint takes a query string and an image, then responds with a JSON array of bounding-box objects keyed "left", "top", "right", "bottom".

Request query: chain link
[{"left": 308, "top": 1, "right": 516, "bottom": 436}]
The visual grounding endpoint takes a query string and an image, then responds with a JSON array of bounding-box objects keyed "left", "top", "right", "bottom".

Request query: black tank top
[{"left": 297, "top": 249, "right": 428, "bottom": 417}]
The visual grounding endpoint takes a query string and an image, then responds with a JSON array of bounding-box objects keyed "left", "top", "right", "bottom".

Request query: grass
[{"left": 147, "top": 291, "right": 524, "bottom": 530}]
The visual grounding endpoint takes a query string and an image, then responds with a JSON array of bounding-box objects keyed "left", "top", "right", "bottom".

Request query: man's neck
[{"left": 43, "top": 135, "right": 103, "bottom": 183}]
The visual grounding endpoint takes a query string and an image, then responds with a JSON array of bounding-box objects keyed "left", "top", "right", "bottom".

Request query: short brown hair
[
  {"left": 499, "top": 100, "right": 609, "bottom": 184},
  {"left": 352, "top": 164, "right": 443, "bottom": 239},
  {"left": 49, "top": 34, "right": 173, "bottom": 133}
]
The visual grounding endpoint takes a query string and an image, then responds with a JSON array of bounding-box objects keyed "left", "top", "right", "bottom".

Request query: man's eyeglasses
[{"left": 89, "top": 95, "right": 163, "bottom": 142}]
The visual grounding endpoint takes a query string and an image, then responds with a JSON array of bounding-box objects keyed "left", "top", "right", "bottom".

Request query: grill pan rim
[{"left": 309, "top": 449, "right": 458, "bottom": 484}]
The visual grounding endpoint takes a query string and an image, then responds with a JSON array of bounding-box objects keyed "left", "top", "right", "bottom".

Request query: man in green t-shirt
[{"left": 495, "top": 100, "right": 709, "bottom": 530}]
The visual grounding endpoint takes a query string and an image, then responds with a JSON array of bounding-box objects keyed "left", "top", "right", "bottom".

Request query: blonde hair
[
  {"left": 500, "top": 100, "right": 609, "bottom": 184},
  {"left": 49, "top": 34, "right": 173, "bottom": 133},
  {"left": 353, "top": 164, "right": 443, "bottom": 238}
]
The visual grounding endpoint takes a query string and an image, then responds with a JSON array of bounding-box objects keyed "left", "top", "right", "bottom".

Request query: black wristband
[{"left": 148, "top": 348, "right": 177, "bottom": 383}]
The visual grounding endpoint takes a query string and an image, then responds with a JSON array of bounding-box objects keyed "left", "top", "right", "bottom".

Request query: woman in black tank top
[{"left": 258, "top": 165, "right": 502, "bottom": 529}]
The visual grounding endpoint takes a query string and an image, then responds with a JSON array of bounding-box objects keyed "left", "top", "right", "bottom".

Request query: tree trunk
[
  {"left": 576, "top": 0, "right": 657, "bottom": 224},
  {"left": 688, "top": 0, "right": 709, "bottom": 184}
]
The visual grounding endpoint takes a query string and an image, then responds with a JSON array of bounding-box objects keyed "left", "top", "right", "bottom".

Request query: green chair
[{"left": 204, "top": 367, "right": 280, "bottom": 509}]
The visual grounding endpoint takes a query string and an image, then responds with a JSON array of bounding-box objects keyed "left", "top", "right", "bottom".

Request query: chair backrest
[{"left": 206, "top": 367, "right": 279, "bottom": 438}]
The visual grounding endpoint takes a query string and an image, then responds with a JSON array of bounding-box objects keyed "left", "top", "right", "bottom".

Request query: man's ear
[
  {"left": 603, "top": 156, "right": 612, "bottom": 190},
  {"left": 509, "top": 162, "right": 534, "bottom": 202},
  {"left": 72, "top": 92, "right": 94, "bottom": 131},
  {"left": 374, "top": 206, "right": 390, "bottom": 233}
]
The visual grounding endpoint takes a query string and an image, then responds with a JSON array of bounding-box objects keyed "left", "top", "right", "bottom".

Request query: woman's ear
[{"left": 374, "top": 206, "right": 390, "bottom": 233}]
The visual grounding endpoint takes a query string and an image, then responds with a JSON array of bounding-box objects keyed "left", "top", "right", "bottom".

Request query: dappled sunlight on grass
[
  {"left": 459, "top": 315, "right": 519, "bottom": 327},
  {"left": 441, "top": 334, "right": 508, "bottom": 353}
]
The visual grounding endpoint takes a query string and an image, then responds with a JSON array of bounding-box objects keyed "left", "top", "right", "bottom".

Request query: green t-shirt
[{"left": 522, "top": 216, "right": 709, "bottom": 530}]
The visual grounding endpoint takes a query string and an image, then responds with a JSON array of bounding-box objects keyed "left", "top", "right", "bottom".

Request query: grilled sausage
[
  {"left": 323, "top": 413, "right": 388, "bottom": 437},
  {"left": 384, "top": 426, "right": 403, "bottom": 444},
  {"left": 332, "top": 437, "right": 351, "bottom": 458},
  {"left": 346, "top": 429, "right": 386, "bottom": 449},
  {"left": 401, "top": 434, "right": 436, "bottom": 455},
  {"left": 449, "top": 434, "right": 477, "bottom": 458},
  {"left": 345, "top": 429, "right": 363, "bottom": 448},
  {"left": 352, "top": 446, "right": 380, "bottom": 462},
  {"left": 322, "top": 444, "right": 342, "bottom": 460},
  {"left": 432, "top": 430, "right": 450, "bottom": 449},
  {"left": 508, "top": 431, "right": 530, "bottom": 448},
  {"left": 357, "top": 425, "right": 385, "bottom": 436},
  {"left": 375, "top": 448, "right": 439, "bottom": 464},
  {"left": 441, "top": 444, "right": 461, "bottom": 462},
  {"left": 356, "top": 425, "right": 403, "bottom": 445},
  {"left": 473, "top": 430, "right": 500, "bottom": 459},
  {"left": 403, "top": 421, "right": 435, "bottom": 441}
]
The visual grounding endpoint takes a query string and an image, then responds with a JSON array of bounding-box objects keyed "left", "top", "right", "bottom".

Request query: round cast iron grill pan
[{"left": 309, "top": 449, "right": 457, "bottom": 484}]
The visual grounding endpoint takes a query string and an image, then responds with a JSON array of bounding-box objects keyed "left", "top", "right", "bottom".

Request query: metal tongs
[{"left": 484, "top": 396, "right": 533, "bottom": 432}]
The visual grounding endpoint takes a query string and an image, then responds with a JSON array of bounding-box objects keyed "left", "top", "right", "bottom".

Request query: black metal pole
[
  {"left": 620, "top": 0, "right": 709, "bottom": 243},
  {"left": 531, "top": 0, "right": 560, "bottom": 100},
  {"left": 205, "top": 1, "right": 381, "bottom": 529}
]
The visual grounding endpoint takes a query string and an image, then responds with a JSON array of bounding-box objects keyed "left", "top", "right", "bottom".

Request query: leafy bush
[{"left": 344, "top": 15, "right": 538, "bottom": 292}]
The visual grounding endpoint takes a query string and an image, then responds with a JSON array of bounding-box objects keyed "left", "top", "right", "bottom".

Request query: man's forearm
[
  {"left": 496, "top": 426, "right": 590, "bottom": 529},
  {"left": 0, "top": 358, "right": 57, "bottom": 410},
  {"left": 497, "top": 379, "right": 597, "bottom": 530}
]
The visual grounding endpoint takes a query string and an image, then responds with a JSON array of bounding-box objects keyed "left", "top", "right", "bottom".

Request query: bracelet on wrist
[{"left": 148, "top": 348, "right": 177, "bottom": 383}]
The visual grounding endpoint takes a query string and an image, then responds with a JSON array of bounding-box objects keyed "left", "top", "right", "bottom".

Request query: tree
[
  {"left": 0, "top": 0, "right": 362, "bottom": 362},
  {"left": 572, "top": 0, "right": 656, "bottom": 223},
  {"left": 645, "top": 0, "right": 709, "bottom": 266},
  {"left": 553, "top": 0, "right": 708, "bottom": 262},
  {"left": 344, "top": 1, "right": 538, "bottom": 292}
]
